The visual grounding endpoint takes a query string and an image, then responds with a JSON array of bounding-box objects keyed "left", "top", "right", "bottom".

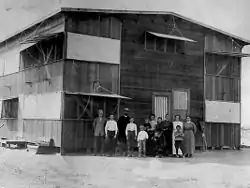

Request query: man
[
  {"left": 162, "top": 113, "right": 173, "bottom": 156},
  {"left": 93, "top": 109, "right": 107, "bottom": 156},
  {"left": 117, "top": 108, "right": 130, "bottom": 156}
]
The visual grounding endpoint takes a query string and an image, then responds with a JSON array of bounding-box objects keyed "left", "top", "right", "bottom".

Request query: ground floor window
[{"left": 1, "top": 98, "right": 18, "bottom": 118}]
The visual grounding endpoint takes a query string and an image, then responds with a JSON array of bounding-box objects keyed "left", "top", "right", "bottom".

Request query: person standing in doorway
[
  {"left": 162, "top": 114, "right": 173, "bottom": 156},
  {"left": 183, "top": 116, "right": 197, "bottom": 158},
  {"left": 105, "top": 114, "right": 118, "bottom": 157},
  {"left": 117, "top": 108, "right": 130, "bottom": 156},
  {"left": 172, "top": 115, "right": 183, "bottom": 156},
  {"left": 125, "top": 117, "right": 138, "bottom": 157},
  {"left": 93, "top": 109, "right": 107, "bottom": 156}
]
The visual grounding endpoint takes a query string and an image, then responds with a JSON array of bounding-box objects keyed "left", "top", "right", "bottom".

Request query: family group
[{"left": 93, "top": 108, "right": 197, "bottom": 158}]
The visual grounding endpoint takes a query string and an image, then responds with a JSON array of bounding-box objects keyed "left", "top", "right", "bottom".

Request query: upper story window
[
  {"left": 67, "top": 15, "right": 121, "bottom": 40},
  {"left": 145, "top": 32, "right": 185, "bottom": 54},
  {"left": 20, "top": 34, "right": 64, "bottom": 70}
]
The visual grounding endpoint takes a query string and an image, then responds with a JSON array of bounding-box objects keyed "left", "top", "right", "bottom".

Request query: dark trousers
[
  {"left": 118, "top": 134, "right": 127, "bottom": 155},
  {"left": 175, "top": 140, "right": 184, "bottom": 155},
  {"left": 94, "top": 135, "right": 104, "bottom": 154},
  {"left": 107, "top": 131, "right": 116, "bottom": 155},
  {"left": 163, "top": 129, "right": 172, "bottom": 156}
]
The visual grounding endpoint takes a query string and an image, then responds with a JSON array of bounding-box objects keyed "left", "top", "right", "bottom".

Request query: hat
[{"left": 124, "top": 108, "right": 129, "bottom": 111}]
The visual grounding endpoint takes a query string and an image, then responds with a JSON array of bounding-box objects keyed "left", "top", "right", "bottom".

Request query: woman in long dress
[
  {"left": 183, "top": 116, "right": 197, "bottom": 158},
  {"left": 172, "top": 115, "right": 183, "bottom": 156}
]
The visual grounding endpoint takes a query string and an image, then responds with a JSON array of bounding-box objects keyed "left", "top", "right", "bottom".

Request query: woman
[
  {"left": 149, "top": 114, "right": 157, "bottom": 131},
  {"left": 146, "top": 115, "right": 157, "bottom": 156},
  {"left": 172, "top": 115, "right": 183, "bottom": 156},
  {"left": 183, "top": 116, "right": 197, "bottom": 158}
]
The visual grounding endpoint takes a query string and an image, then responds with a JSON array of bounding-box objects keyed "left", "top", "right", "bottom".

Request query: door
[
  {"left": 153, "top": 92, "right": 171, "bottom": 119},
  {"left": 172, "top": 88, "right": 190, "bottom": 121}
]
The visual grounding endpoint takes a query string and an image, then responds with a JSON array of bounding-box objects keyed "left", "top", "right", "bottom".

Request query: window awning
[
  {"left": 205, "top": 51, "right": 250, "bottom": 57},
  {"left": 147, "top": 31, "right": 196, "bottom": 43},
  {"left": 64, "top": 91, "right": 131, "bottom": 100},
  {"left": 20, "top": 32, "right": 62, "bottom": 44}
]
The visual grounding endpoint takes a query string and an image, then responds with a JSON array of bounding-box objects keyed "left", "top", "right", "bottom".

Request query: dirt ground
[{"left": 1, "top": 148, "right": 250, "bottom": 188}]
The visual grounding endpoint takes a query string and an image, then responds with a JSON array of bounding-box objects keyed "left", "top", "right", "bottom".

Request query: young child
[
  {"left": 125, "top": 117, "right": 137, "bottom": 157},
  {"left": 143, "top": 118, "right": 151, "bottom": 131},
  {"left": 137, "top": 125, "right": 149, "bottom": 157},
  {"left": 154, "top": 128, "right": 165, "bottom": 158},
  {"left": 174, "top": 125, "right": 184, "bottom": 158}
]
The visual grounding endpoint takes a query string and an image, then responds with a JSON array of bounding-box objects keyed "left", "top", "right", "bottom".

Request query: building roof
[{"left": 1, "top": 7, "right": 250, "bottom": 45}]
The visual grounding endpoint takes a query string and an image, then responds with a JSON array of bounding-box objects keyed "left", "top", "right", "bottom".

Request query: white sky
[{"left": 0, "top": 0, "right": 250, "bottom": 127}]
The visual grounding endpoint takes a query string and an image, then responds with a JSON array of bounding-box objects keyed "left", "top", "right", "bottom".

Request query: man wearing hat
[{"left": 117, "top": 108, "right": 130, "bottom": 156}]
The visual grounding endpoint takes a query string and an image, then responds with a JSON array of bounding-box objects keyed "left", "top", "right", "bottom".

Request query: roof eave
[{"left": 1, "top": 7, "right": 250, "bottom": 45}]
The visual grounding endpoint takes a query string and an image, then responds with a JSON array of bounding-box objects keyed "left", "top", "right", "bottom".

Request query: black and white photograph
[{"left": 0, "top": 0, "right": 250, "bottom": 187}]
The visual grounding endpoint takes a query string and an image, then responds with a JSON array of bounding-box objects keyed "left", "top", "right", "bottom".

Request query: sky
[{"left": 0, "top": 0, "right": 250, "bottom": 127}]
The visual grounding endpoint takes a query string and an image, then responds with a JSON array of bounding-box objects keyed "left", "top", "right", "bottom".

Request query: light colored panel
[
  {"left": 3, "top": 54, "right": 20, "bottom": 75},
  {"left": 67, "top": 32, "right": 120, "bottom": 64},
  {"left": 20, "top": 92, "right": 62, "bottom": 119},
  {"left": 205, "top": 100, "right": 240, "bottom": 123},
  {"left": 173, "top": 90, "right": 188, "bottom": 110}
]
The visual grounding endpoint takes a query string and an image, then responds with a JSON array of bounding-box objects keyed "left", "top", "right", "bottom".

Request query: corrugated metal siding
[{"left": 154, "top": 96, "right": 168, "bottom": 118}]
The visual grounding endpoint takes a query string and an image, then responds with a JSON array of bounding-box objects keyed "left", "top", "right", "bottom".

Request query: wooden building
[{"left": 0, "top": 8, "right": 249, "bottom": 154}]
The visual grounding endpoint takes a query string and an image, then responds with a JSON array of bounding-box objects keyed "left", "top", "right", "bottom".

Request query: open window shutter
[{"left": 172, "top": 88, "right": 190, "bottom": 120}]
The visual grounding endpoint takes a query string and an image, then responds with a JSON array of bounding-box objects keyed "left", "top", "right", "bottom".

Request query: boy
[
  {"left": 137, "top": 125, "right": 148, "bottom": 157},
  {"left": 125, "top": 117, "right": 138, "bottom": 157},
  {"left": 154, "top": 128, "right": 165, "bottom": 158},
  {"left": 174, "top": 125, "right": 184, "bottom": 158},
  {"left": 105, "top": 114, "right": 118, "bottom": 157}
]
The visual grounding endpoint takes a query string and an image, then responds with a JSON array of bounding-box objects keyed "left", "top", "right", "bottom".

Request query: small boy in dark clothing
[
  {"left": 143, "top": 118, "right": 151, "bottom": 131},
  {"left": 154, "top": 128, "right": 165, "bottom": 158},
  {"left": 174, "top": 125, "right": 184, "bottom": 158}
]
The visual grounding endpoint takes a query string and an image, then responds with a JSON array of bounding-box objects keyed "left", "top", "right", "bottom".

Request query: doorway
[{"left": 152, "top": 92, "right": 171, "bottom": 120}]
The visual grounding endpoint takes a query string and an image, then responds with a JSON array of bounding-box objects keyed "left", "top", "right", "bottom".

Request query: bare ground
[{"left": 1, "top": 148, "right": 250, "bottom": 188}]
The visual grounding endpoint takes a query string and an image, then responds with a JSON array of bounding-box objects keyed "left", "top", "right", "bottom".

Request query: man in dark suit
[{"left": 117, "top": 108, "right": 130, "bottom": 156}]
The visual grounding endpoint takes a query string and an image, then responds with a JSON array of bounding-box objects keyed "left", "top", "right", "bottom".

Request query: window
[
  {"left": 1, "top": 98, "right": 18, "bottom": 118},
  {"left": 145, "top": 33, "right": 185, "bottom": 54},
  {"left": 64, "top": 61, "right": 119, "bottom": 94},
  {"left": 20, "top": 34, "right": 64, "bottom": 70},
  {"left": 205, "top": 54, "right": 240, "bottom": 102},
  {"left": 69, "top": 16, "right": 121, "bottom": 40}
]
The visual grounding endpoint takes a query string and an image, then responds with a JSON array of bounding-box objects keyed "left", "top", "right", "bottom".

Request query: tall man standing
[
  {"left": 93, "top": 109, "right": 107, "bottom": 156},
  {"left": 117, "top": 108, "right": 130, "bottom": 156}
]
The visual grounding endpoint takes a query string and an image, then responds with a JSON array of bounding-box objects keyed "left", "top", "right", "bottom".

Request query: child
[
  {"left": 125, "top": 117, "right": 137, "bottom": 157},
  {"left": 105, "top": 114, "right": 118, "bottom": 157},
  {"left": 174, "top": 125, "right": 184, "bottom": 158},
  {"left": 154, "top": 128, "right": 165, "bottom": 158},
  {"left": 137, "top": 125, "right": 149, "bottom": 157},
  {"left": 143, "top": 118, "right": 151, "bottom": 131}
]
